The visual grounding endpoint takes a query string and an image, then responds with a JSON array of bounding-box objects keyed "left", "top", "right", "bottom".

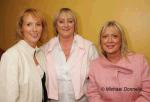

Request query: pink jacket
[
  {"left": 87, "top": 53, "right": 150, "bottom": 102},
  {"left": 41, "top": 35, "right": 98, "bottom": 100}
]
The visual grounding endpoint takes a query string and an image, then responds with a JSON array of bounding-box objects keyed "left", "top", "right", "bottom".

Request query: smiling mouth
[
  {"left": 63, "top": 29, "right": 70, "bottom": 32},
  {"left": 31, "top": 34, "right": 39, "bottom": 38},
  {"left": 62, "top": 27, "right": 71, "bottom": 30},
  {"left": 106, "top": 45, "right": 115, "bottom": 49}
]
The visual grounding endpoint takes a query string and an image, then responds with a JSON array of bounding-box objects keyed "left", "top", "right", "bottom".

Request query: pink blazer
[
  {"left": 87, "top": 53, "right": 150, "bottom": 102},
  {"left": 41, "top": 35, "right": 98, "bottom": 100}
]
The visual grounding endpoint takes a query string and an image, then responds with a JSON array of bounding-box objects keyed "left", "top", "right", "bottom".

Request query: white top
[
  {"left": 50, "top": 36, "right": 94, "bottom": 102},
  {"left": 0, "top": 40, "right": 46, "bottom": 102},
  {"left": 52, "top": 37, "right": 76, "bottom": 102}
]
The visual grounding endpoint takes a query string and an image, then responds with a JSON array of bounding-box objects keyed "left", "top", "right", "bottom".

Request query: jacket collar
[
  {"left": 47, "top": 34, "right": 85, "bottom": 53},
  {"left": 100, "top": 55, "right": 133, "bottom": 74},
  {"left": 18, "top": 40, "right": 40, "bottom": 56}
]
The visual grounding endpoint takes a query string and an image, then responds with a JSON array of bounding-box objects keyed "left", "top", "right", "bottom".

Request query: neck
[
  {"left": 24, "top": 39, "right": 36, "bottom": 48},
  {"left": 59, "top": 35, "right": 74, "bottom": 61},
  {"left": 29, "top": 43, "right": 36, "bottom": 48},
  {"left": 59, "top": 35, "right": 74, "bottom": 45},
  {"left": 106, "top": 51, "right": 121, "bottom": 64}
]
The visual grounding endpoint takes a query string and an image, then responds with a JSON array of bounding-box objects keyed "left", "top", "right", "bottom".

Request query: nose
[
  {"left": 33, "top": 25, "right": 37, "bottom": 32},
  {"left": 107, "top": 36, "right": 113, "bottom": 42},
  {"left": 64, "top": 22, "right": 69, "bottom": 27}
]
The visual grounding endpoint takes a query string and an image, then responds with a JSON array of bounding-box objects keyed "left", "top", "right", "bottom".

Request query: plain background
[{"left": 0, "top": 0, "right": 150, "bottom": 63}]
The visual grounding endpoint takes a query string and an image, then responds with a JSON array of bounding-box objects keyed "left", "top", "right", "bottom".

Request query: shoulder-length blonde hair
[
  {"left": 53, "top": 8, "right": 78, "bottom": 35},
  {"left": 16, "top": 8, "right": 48, "bottom": 42},
  {"left": 99, "top": 20, "right": 129, "bottom": 57}
]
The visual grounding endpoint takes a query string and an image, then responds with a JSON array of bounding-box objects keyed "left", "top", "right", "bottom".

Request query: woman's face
[
  {"left": 21, "top": 14, "right": 42, "bottom": 48},
  {"left": 101, "top": 26, "right": 121, "bottom": 56},
  {"left": 56, "top": 12, "right": 75, "bottom": 38}
]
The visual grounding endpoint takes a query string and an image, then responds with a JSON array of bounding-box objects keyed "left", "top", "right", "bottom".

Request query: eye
[
  {"left": 58, "top": 20, "right": 64, "bottom": 24},
  {"left": 102, "top": 35, "right": 107, "bottom": 38},
  {"left": 68, "top": 20, "right": 74, "bottom": 23},
  {"left": 36, "top": 23, "right": 42, "bottom": 26},
  {"left": 27, "top": 23, "right": 32, "bottom": 26},
  {"left": 112, "top": 34, "right": 119, "bottom": 38}
]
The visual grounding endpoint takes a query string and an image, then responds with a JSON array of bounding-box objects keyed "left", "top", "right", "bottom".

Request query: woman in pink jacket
[
  {"left": 41, "top": 8, "right": 98, "bottom": 102},
  {"left": 87, "top": 20, "right": 150, "bottom": 102}
]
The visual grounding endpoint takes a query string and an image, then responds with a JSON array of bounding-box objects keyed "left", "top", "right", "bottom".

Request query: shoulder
[
  {"left": 1, "top": 43, "right": 20, "bottom": 64},
  {"left": 90, "top": 57, "right": 102, "bottom": 68},
  {"left": 127, "top": 53, "right": 149, "bottom": 71},
  {"left": 88, "top": 57, "right": 105, "bottom": 76},
  {"left": 75, "top": 35, "right": 95, "bottom": 52},
  {"left": 127, "top": 53, "right": 146, "bottom": 61},
  {"left": 43, "top": 37, "right": 57, "bottom": 47},
  {"left": 2, "top": 44, "right": 20, "bottom": 58},
  {"left": 75, "top": 34, "right": 93, "bottom": 46},
  {"left": 40, "top": 36, "right": 57, "bottom": 53}
]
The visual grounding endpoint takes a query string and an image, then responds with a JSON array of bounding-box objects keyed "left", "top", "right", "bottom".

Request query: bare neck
[
  {"left": 59, "top": 35, "right": 74, "bottom": 61},
  {"left": 59, "top": 35, "right": 74, "bottom": 46},
  {"left": 106, "top": 51, "right": 121, "bottom": 64}
]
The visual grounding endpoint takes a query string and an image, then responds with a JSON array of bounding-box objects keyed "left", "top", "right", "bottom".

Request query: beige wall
[{"left": 0, "top": 0, "right": 150, "bottom": 63}]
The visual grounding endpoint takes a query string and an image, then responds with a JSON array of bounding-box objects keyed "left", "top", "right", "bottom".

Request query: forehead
[
  {"left": 102, "top": 26, "right": 120, "bottom": 34},
  {"left": 23, "top": 13, "right": 41, "bottom": 22},
  {"left": 58, "top": 12, "right": 74, "bottom": 19}
]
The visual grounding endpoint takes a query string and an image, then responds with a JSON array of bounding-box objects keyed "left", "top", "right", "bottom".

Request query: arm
[
  {"left": 0, "top": 50, "right": 19, "bottom": 102},
  {"left": 135, "top": 56, "right": 150, "bottom": 102},
  {"left": 86, "top": 62, "right": 103, "bottom": 102}
]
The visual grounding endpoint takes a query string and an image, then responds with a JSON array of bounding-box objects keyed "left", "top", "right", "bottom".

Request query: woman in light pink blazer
[
  {"left": 41, "top": 8, "right": 98, "bottom": 102},
  {"left": 87, "top": 20, "right": 150, "bottom": 102}
]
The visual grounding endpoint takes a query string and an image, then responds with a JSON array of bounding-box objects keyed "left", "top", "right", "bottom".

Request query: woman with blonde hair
[
  {"left": 87, "top": 20, "right": 150, "bottom": 102},
  {"left": 0, "top": 8, "right": 48, "bottom": 102},
  {"left": 42, "top": 8, "right": 98, "bottom": 102}
]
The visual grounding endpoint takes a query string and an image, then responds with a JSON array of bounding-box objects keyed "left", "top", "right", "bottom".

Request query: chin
[
  {"left": 105, "top": 50, "right": 116, "bottom": 54},
  {"left": 62, "top": 34, "right": 73, "bottom": 38},
  {"left": 31, "top": 39, "right": 39, "bottom": 44},
  {"left": 32, "top": 37, "right": 40, "bottom": 41}
]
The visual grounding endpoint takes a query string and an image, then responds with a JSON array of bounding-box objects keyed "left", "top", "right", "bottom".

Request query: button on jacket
[
  {"left": 0, "top": 40, "right": 46, "bottom": 102},
  {"left": 87, "top": 54, "right": 150, "bottom": 102}
]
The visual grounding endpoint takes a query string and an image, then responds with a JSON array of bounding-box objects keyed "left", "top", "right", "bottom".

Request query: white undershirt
[{"left": 51, "top": 38, "right": 76, "bottom": 102}]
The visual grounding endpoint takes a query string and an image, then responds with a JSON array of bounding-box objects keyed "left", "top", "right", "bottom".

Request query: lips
[
  {"left": 30, "top": 33, "right": 40, "bottom": 39},
  {"left": 62, "top": 29, "right": 70, "bottom": 31},
  {"left": 106, "top": 44, "right": 115, "bottom": 49}
]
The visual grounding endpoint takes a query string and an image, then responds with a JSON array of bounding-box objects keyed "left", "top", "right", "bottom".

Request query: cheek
[
  {"left": 56, "top": 22, "right": 62, "bottom": 28},
  {"left": 22, "top": 33, "right": 29, "bottom": 40},
  {"left": 115, "top": 38, "right": 122, "bottom": 46},
  {"left": 21, "top": 26, "right": 30, "bottom": 34},
  {"left": 39, "top": 27, "right": 43, "bottom": 33},
  {"left": 56, "top": 25, "right": 61, "bottom": 31},
  {"left": 100, "top": 40, "right": 106, "bottom": 49},
  {"left": 70, "top": 23, "right": 75, "bottom": 29},
  {"left": 21, "top": 27, "right": 25, "bottom": 34},
  {"left": 101, "top": 38, "right": 107, "bottom": 44}
]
